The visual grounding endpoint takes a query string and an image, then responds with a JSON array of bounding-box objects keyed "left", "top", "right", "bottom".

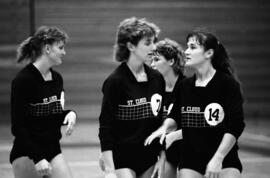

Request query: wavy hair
[
  {"left": 114, "top": 17, "right": 160, "bottom": 62},
  {"left": 153, "top": 38, "right": 185, "bottom": 75},
  {"left": 16, "top": 26, "right": 68, "bottom": 63}
]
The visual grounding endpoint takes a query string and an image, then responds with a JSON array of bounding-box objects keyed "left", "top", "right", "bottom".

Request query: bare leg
[
  {"left": 138, "top": 165, "right": 155, "bottom": 178},
  {"left": 164, "top": 161, "right": 177, "bottom": 178},
  {"left": 50, "top": 154, "right": 73, "bottom": 178},
  {"left": 116, "top": 168, "right": 136, "bottom": 178},
  {"left": 12, "top": 156, "right": 41, "bottom": 178},
  {"left": 220, "top": 168, "right": 241, "bottom": 178},
  {"left": 179, "top": 168, "right": 204, "bottom": 178}
]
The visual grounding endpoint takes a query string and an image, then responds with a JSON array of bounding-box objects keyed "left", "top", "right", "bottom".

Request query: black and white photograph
[{"left": 0, "top": 0, "right": 270, "bottom": 177}]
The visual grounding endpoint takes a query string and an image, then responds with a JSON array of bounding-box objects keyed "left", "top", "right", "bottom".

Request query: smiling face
[
  {"left": 185, "top": 36, "right": 208, "bottom": 69},
  {"left": 47, "top": 41, "right": 66, "bottom": 66},
  {"left": 132, "top": 36, "right": 156, "bottom": 63}
]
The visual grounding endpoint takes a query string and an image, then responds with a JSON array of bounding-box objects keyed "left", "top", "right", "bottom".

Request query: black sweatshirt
[
  {"left": 168, "top": 71, "right": 245, "bottom": 156},
  {"left": 162, "top": 75, "right": 185, "bottom": 120},
  {"left": 10, "top": 64, "right": 73, "bottom": 163},
  {"left": 99, "top": 62, "right": 165, "bottom": 151}
]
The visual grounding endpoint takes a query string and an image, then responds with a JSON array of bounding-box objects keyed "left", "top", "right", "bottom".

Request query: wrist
[
  {"left": 105, "top": 168, "right": 115, "bottom": 174},
  {"left": 213, "top": 152, "right": 225, "bottom": 161},
  {"left": 67, "top": 111, "right": 76, "bottom": 118}
]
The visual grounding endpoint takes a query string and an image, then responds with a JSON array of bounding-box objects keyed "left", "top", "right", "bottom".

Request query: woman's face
[
  {"left": 151, "top": 54, "right": 172, "bottom": 76},
  {"left": 47, "top": 41, "right": 66, "bottom": 65},
  {"left": 132, "top": 36, "right": 156, "bottom": 63},
  {"left": 185, "top": 36, "right": 207, "bottom": 69}
]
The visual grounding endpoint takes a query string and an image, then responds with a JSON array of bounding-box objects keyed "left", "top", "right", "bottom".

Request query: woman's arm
[
  {"left": 205, "top": 79, "right": 245, "bottom": 178},
  {"left": 145, "top": 118, "right": 177, "bottom": 145},
  {"left": 11, "top": 77, "right": 45, "bottom": 164},
  {"left": 151, "top": 150, "right": 166, "bottom": 178},
  {"left": 204, "top": 133, "right": 236, "bottom": 177},
  {"left": 165, "top": 129, "right": 182, "bottom": 149}
]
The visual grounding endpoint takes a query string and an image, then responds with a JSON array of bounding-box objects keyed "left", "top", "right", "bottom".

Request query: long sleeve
[
  {"left": 11, "top": 77, "right": 44, "bottom": 163},
  {"left": 223, "top": 79, "right": 245, "bottom": 139},
  {"left": 98, "top": 78, "right": 119, "bottom": 151},
  {"left": 53, "top": 75, "right": 76, "bottom": 126}
]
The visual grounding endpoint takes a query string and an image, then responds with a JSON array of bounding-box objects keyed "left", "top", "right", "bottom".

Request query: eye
[
  {"left": 153, "top": 57, "right": 160, "bottom": 62},
  {"left": 187, "top": 44, "right": 196, "bottom": 50},
  {"left": 145, "top": 41, "right": 152, "bottom": 46}
]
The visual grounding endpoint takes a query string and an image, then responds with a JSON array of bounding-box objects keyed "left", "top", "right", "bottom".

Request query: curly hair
[{"left": 153, "top": 38, "right": 185, "bottom": 75}]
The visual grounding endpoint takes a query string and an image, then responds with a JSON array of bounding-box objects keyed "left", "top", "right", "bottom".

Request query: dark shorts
[
  {"left": 10, "top": 140, "right": 62, "bottom": 164},
  {"left": 113, "top": 142, "right": 161, "bottom": 176},
  {"left": 181, "top": 149, "right": 242, "bottom": 175},
  {"left": 166, "top": 140, "right": 183, "bottom": 168}
]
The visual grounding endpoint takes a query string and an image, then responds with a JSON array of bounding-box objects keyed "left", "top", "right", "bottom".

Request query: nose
[
  {"left": 150, "top": 59, "right": 156, "bottom": 68},
  {"left": 150, "top": 43, "right": 156, "bottom": 51},
  {"left": 150, "top": 61, "right": 154, "bottom": 67},
  {"left": 184, "top": 48, "right": 189, "bottom": 56},
  {"left": 62, "top": 49, "right": 66, "bottom": 55}
]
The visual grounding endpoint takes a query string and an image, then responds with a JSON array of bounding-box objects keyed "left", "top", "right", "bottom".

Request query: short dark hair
[{"left": 153, "top": 38, "right": 185, "bottom": 75}]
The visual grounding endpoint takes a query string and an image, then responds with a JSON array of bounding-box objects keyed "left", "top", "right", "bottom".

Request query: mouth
[
  {"left": 147, "top": 52, "right": 154, "bottom": 57},
  {"left": 185, "top": 57, "right": 190, "bottom": 62}
]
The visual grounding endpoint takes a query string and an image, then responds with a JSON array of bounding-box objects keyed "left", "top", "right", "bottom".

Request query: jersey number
[
  {"left": 204, "top": 103, "right": 225, "bottom": 126},
  {"left": 208, "top": 108, "right": 219, "bottom": 121}
]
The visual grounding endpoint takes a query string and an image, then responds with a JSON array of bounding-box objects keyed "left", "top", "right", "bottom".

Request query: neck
[
  {"left": 33, "top": 56, "right": 51, "bottom": 77},
  {"left": 195, "top": 65, "right": 216, "bottom": 86},
  {"left": 126, "top": 56, "right": 144, "bottom": 74},
  {"left": 164, "top": 70, "right": 178, "bottom": 92}
]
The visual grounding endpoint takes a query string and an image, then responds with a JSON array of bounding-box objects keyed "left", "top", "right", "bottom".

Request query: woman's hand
[
  {"left": 165, "top": 130, "right": 182, "bottom": 149},
  {"left": 35, "top": 159, "right": 52, "bottom": 176},
  {"left": 144, "top": 126, "right": 167, "bottom": 146},
  {"left": 99, "top": 153, "right": 105, "bottom": 171},
  {"left": 99, "top": 153, "right": 117, "bottom": 177},
  {"left": 151, "top": 151, "right": 166, "bottom": 178},
  {"left": 100, "top": 151, "right": 117, "bottom": 177},
  {"left": 63, "top": 111, "right": 76, "bottom": 136},
  {"left": 204, "top": 155, "right": 223, "bottom": 178},
  {"left": 104, "top": 172, "right": 118, "bottom": 178}
]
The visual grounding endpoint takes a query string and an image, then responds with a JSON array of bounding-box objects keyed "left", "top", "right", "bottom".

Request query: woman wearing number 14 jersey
[{"left": 145, "top": 29, "right": 245, "bottom": 178}]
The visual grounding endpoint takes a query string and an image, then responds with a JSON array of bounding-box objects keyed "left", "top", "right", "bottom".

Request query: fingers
[
  {"left": 204, "top": 171, "right": 219, "bottom": 178},
  {"left": 65, "top": 118, "right": 76, "bottom": 136},
  {"left": 63, "top": 117, "right": 68, "bottom": 125},
  {"left": 66, "top": 123, "right": 74, "bottom": 136},
  {"left": 158, "top": 169, "right": 163, "bottom": 178},
  {"left": 160, "top": 132, "right": 166, "bottom": 145},
  {"left": 38, "top": 165, "right": 52, "bottom": 177},
  {"left": 99, "top": 157, "right": 105, "bottom": 171},
  {"left": 144, "top": 134, "right": 155, "bottom": 146},
  {"left": 151, "top": 166, "right": 157, "bottom": 178}
]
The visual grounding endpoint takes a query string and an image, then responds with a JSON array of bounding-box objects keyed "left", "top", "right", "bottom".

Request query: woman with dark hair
[
  {"left": 145, "top": 30, "right": 245, "bottom": 178},
  {"left": 150, "top": 38, "right": 185, "bottom": 178},
  {"left": 10, "top": 26, "right": 76, "bottom": 178},
  {"left": 98, "top": 17, "right": 166, "bottom": 178}
]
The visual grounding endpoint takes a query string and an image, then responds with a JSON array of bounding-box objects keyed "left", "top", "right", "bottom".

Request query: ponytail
[
  {"left": 16, "top": 37, "right": 34, "bottom": 63},
  {"left": 16, "top": 26, "right": 68, "bottom": 64},
  {"left": 186, "top": 30, "right": 238, "bottom": 80},
  {"left": 212, "top": 42, "right": 235, "bottom": 77}
]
